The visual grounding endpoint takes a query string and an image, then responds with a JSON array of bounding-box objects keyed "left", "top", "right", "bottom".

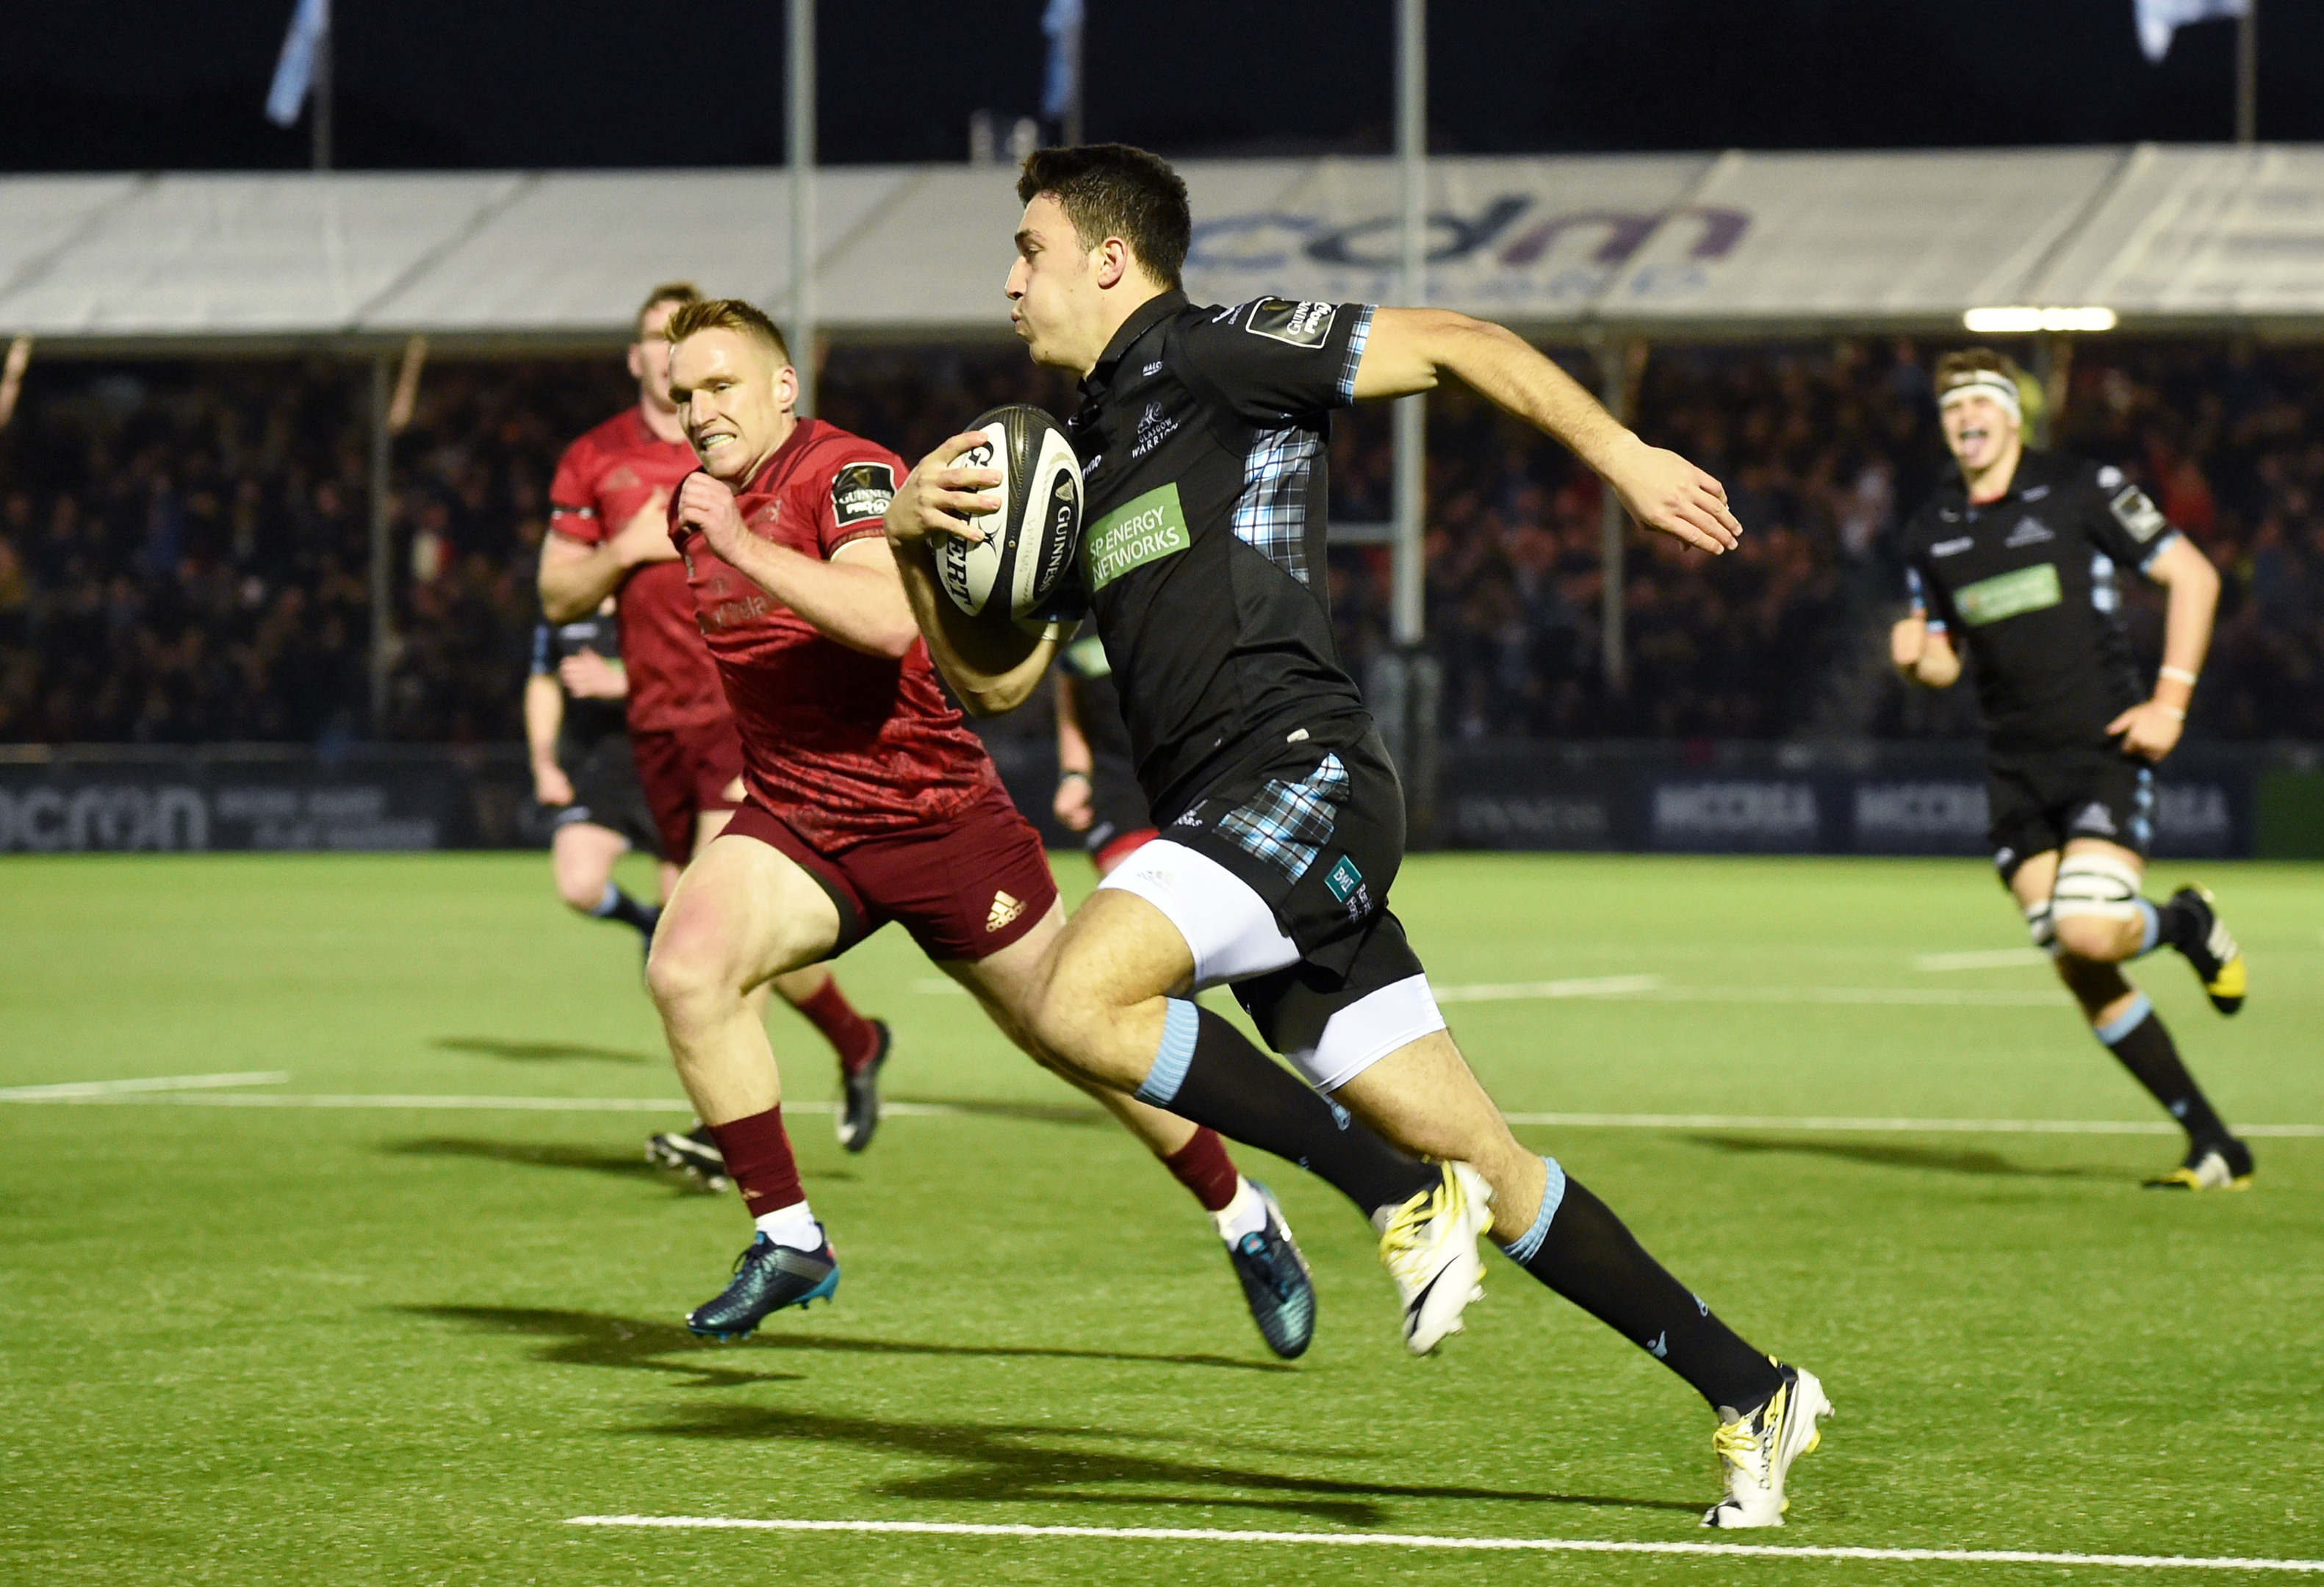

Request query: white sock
[
  {"left": 1213, "top": 1177, "right": 1270, "bottom": 1243},
  {"left": 752, "top": 1200, "right": 823, "bottom": 1251}
]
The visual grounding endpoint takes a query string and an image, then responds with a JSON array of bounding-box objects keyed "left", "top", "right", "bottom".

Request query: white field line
[
  {"left": 564, "top": 1516, "right": 2324, "bottom": 1572},
  {"left": 3, "top": 1087, "right": 2317, "bottom": 1137},
  {"left": 0, "top": 1070, "right": 290, "bottom": 1099},
  {"left": 1433, "top": 974, "right": 1663, "bottom": 1003},
  {"left": 1503, "top": 1112, "right": 2324, "bottom": 1139},
  {"left": 914, "top": 974, "right": 2068, "bottom": 1007},
  {"left": 1915, "top": 948, "right": 2054, "bottom": 971}
]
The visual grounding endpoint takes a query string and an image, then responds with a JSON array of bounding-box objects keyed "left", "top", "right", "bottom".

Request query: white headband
[{"left": 1938, "top": 371, "right": 2022, "bottom": 422}]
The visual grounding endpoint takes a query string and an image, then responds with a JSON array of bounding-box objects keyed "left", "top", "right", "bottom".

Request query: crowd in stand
[{"left": 1, "top": 338, "right": 2320, "bottom": 747}]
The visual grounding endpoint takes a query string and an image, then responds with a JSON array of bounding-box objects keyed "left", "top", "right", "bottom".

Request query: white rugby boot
[
  {"left": 1702, "top": 1361, "right": 1833, "bottom": 1528},
  {"left": 1375, "top": 1161, "right": 1492, "bottom": 1356}
]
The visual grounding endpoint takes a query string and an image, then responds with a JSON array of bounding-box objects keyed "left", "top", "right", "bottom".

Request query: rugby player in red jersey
[
  {"left": 646, "top": 297, "right": 1444, "bottom": 1353},
  {"left": 536, "top": 283, "right": 892, "bottom": 1167}
]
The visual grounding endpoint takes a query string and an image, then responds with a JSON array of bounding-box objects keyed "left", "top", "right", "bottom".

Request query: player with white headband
[{"left": 1892, "top": 348, "right": 2253, "bottom": 1190}]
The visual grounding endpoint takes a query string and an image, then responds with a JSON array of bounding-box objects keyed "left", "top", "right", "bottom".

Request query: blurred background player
[
  {"left": 535, "top": 281, "right": 891, "bottom": 1174},
  {"left": 524, "top": 599, "right": 664, "bottom": 950},
  {"left": 1892, "top": 348, "right": 2251, "bottom": 1190},
  {"left": 1052, "top": 626, "right": 1158, "bottom": 876}
]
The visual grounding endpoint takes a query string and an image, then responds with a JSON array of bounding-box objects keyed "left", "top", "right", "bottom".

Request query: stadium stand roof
[{"left": 5, "top": 146, "right": 2323, "bottom": 351}]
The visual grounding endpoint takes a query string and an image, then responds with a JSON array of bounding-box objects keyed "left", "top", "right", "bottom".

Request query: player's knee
[
  {"left": 643, "top": 915, "right": 737, "bottom": 1026},
  {"left": 2052, "top": 913, "right": 2129, "bottom": 962},
  {"left": 553, "top": 871, "right": 603, "bottom": 912}
]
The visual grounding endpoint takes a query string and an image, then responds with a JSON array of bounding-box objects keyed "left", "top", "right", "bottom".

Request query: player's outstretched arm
[
  {"left": 1353, "top": 308, "right": 1740, "bottom": 555},
  {"left": 2109, "top": 536, "right": 2220, "bottom": 762},
  {"left": 1889, "top": 615, "right": 1963, "bottom": 688},
  {"left": 674, "top": 474, "right": 920, "bottom": 659},
  {"left": 883, "top": 433, "right": 1060, "bottom": 716}
]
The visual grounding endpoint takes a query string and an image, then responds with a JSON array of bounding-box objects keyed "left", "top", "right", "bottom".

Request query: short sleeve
[
  {"left": 1179, "top": 299, "right": 1375, "bottom": 422},
  {"left": 547, "top": 440, "right": 604, "bottom": 545},
  {"left": 2083, "top": 463, "right": 2180, "bottom": 576},
  {"left": 819, "top": 452, "right": 901, "bottom": 556},
  {"left": 530, "top": 622, "right": 553, "bottom": 675}
]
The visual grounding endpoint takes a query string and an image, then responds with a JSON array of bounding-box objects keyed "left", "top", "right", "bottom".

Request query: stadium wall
[{"left": 7, "top": 741, "right": 2319, "bottom": 859}]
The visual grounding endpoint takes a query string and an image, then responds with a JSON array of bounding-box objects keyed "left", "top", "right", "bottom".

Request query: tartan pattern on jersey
[
  {"left": 1199, "top": 752, "right": 1350, "bottom": 884},
  {"left": 1232, "top": 426, "right": 1324, "bottom": 585},
  {"left": 1335, "top": 305, "right": 1375, "bottom": 405}
]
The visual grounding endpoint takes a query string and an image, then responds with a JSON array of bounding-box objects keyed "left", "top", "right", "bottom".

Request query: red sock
[
  {"left": 707, "top": 1106, "right": 805, "bottom": 1215},
  {"left": 1161, "top": 1126, "right": 1240, "bottom": 1214},
  {"left": 792, "top": 975, "right": 883, "bottom": 1073}
]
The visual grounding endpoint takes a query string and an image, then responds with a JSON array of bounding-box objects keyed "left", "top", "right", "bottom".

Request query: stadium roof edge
[{"left": 10, "top": 148, "right": 2324, "bottom": 345}]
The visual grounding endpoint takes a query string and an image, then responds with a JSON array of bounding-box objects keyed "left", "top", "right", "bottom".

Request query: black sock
[
  {"left": 1137, "top": 1001, "right": 1436, "bottom": 1218},
  {"left": 2098, "top": 996, "right": 2228, "bottom": 1142},
  {"left": 589, "top": 883, "right": 658, "bottom": 940},
  {"left": 1502, "top": 1166, "right": 1782, "bottom": 1414},
  {"left": 2151, "top": 892, "right": 2204, "bottom": 956}
]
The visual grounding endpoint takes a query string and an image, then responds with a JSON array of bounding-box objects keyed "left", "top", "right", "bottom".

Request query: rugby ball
[{"left": 935, "top": 405, "right": 1083, "bottom": 621}]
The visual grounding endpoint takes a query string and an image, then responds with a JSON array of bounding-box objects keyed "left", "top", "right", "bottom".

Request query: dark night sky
[{"left": 3, "top": 0, "right": 2318, "bottom": 171}]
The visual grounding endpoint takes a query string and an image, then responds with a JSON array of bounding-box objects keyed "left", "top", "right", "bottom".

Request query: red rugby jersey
[
  {"left": 547, "top": 408, "right": 729, "bottom": 733},
  {"left": 667, "top": 418, "right": 1000, "bottom": 849}
]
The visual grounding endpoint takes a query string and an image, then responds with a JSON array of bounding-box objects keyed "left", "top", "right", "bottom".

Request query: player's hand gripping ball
[{"left": 932, "top": 405, "right": 1083, "bottom": 622}]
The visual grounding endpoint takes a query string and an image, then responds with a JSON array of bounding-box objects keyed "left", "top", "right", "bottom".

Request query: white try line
[
  {"left": 564, "top": 1516, "right": 2324, "bottom": 1572},
  {"left": 0, "top": 1070, "right": 290, "bottom": 1100}
]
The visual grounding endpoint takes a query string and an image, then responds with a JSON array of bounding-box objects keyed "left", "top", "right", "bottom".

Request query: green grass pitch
[{"left": 4, "top": 852, "right": 2320, "bottom": 1583}]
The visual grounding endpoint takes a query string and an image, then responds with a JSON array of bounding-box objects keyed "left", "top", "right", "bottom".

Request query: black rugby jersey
[
  {"left": 1065, "top": 289, "right": 1374, "bottom": 819},
  {"left": 531, "top": 611, "right": 627, "bottom": 750},
  {"left": 1901, "top": 449, "right": 2179, "bottom": 755}
]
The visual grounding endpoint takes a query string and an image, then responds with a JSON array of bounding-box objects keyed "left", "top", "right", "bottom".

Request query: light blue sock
[
  {"left": 2093, "top": 990, "right": 2154, "bottom": 1048},
  {"left": 1134, "top": 998, "right": 1201, "bottom": 1107},
  {"left": 1495, "top": 1156, "right": 1567, "bottom": 1264},
  {"left": 2133, "top": 899, "right": 2161, "bottom": 957},
  {"left": 588, "top": 882, "right": 621, "bottom": 918}
]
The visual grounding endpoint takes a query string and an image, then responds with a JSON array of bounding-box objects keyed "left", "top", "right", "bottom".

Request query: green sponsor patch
[
  {"left": 1954, "top": 562, "right": 2062, "bottom": 626},
  {"left": 1082, "top": 483, "right": 1190, "bottom": 591},
  {"left": 1325, "top": 854, "right": 1364, "bottom": 903}
]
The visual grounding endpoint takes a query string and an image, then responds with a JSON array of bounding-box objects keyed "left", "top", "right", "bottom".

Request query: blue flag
[
  {"left": 1042, "top": 0, "right": 1082, "bottom": 122},
  {"left": 267, "top": 0, "right": 330, "bottom": 127},
  {"left": 2133, "top": 0, "right": 2248, "bottom": 62}
]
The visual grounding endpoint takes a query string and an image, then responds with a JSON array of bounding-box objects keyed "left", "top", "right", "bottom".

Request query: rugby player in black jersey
[
  {"left": 884, "top": 144, "right": 1828, "bottom": 1530},
  {"left": 1892, "top": 349, "right": 2251, "bottom": 1191},
  {"left": 1053, "top": 627, "right": 1160, "bottom": 876},
  {"left": 525, "top": 603, "right": 666, "bottom": 949}
]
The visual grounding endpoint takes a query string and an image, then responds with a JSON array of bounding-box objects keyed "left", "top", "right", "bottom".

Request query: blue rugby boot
[
  {"left": 685, "top": 1231, "right": 839, "bottom": 1340},
  {"left": 1217, "top": 1179, "right": 1315, "bottom": 1360}
]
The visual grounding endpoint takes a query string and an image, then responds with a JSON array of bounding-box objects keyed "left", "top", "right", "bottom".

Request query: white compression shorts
[{"left": 1099, "top": 838, "right": 1446, "bottom": 1092}]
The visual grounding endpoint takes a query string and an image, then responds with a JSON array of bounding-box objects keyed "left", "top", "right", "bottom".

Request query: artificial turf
[{"left": 3, "top": 851, "right": 2319, "bottom": 1584}]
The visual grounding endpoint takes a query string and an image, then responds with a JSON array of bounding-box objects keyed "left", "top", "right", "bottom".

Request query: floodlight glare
[{"left": 1963, "top": 306, "right": 2118, "bottom": 334}]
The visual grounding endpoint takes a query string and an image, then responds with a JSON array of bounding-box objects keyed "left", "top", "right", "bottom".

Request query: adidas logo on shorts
[{"left": 986, "top": 890, "right": 1026, "bottom": 933}]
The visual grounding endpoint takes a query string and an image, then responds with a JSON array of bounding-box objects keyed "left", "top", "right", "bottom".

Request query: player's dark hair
[
  {"left": 1017, "top": 145, "right": 1190, "bottom": 289},
  {"left": 1934, "top": 347, "right": 2025, "bottom": 392},
  {"left": 663, "top": 297, "right": 794, "bottom": 367},
  {"left": 636, "top": 281, "right": 702, "bottom": 339}
]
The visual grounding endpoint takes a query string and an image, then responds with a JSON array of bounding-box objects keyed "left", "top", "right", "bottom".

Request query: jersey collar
[
  {"left": 1948, "top": 446, "right": 2059, "bottom": 510},
  {"left": 739, "top": 416, "right": 824, "bottom": 497},
  {"left": 1083, "top": 288, "right": 1189, "bottom": 396}
]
